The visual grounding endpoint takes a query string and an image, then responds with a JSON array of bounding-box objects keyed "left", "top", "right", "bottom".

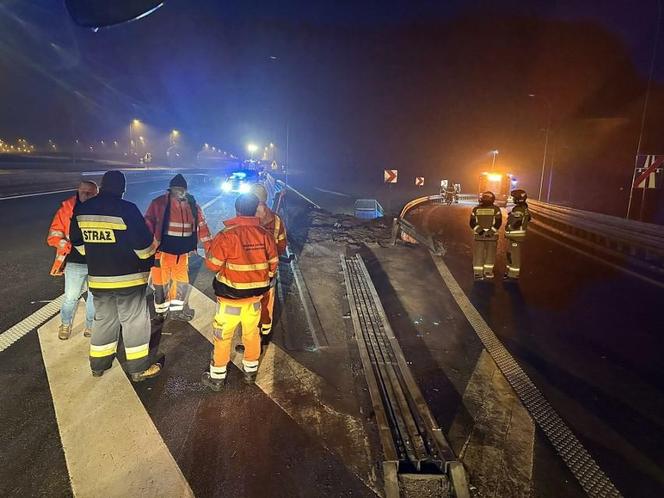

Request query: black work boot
[
  {"left": 201, "top": 372, "right": 225, "bottom": 391},
  {"left": 170, "top": 307, "right": 195, "bottom": 322},
  {"left": 152, "top": 312, "right": 167, "bottom": 324},
  {"left": 235, "top": 343, "right": 245, "bottom": 353}
]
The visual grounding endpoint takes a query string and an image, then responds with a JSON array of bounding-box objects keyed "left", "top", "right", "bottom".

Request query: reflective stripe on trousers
[
  {"left": 151, "top": 253, "right": 189, "bottom": 312},
  {"left": 89, "top": 286, "right": 151, "bottom": 374},
  {"left": 210, "top": 299, "right": 261, "bottom": 375}
]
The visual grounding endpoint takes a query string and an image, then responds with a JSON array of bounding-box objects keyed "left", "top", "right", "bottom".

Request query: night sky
[{"left": 1, "top": 0, "right": 663, "bottom": 216}]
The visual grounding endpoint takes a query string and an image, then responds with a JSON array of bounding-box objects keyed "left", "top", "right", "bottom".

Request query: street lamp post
[
  {"left": 129, "top": 119, "right": 140, "bottom": 160},
  {"left": 247, "top": 143, "right": 258, "bottom": 160},
  {"left": 529, "top": 94, "right": 552, "bottom": 201}
]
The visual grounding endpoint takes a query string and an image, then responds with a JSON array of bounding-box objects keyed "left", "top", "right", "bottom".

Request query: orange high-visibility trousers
[
  {"left": 209, "top": 297, "right": 261, "bottom": 380},
  {"left": 259, "top": 285, "right": 276, "bottom": 334},
  {"left": 151, "top": 252, "right": 189, "bottom": 313}
]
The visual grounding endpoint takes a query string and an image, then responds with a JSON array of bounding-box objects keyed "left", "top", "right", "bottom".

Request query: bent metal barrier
[{"left": 396, "top": 194, "right": 664, "bottom": 286}]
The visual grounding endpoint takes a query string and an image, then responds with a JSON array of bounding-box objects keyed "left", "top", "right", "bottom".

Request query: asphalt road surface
[{"left": 406, "top": 202, "right": 664, "bottom": 497}]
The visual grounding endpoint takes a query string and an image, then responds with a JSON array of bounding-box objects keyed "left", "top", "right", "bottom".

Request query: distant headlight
[
  {"left": 222, "top": 182, "right": 232, "bottom": 192},
  {"left": 239, "top": 182, "right": 251, "bottom": 193}
]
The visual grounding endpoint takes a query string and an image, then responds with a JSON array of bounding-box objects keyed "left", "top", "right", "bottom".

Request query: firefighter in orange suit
[
  {"left": 251, "top": 183, "right": 287, "bottom": 336},
  {"left": 47, "top": 180, "right": 99, "bottom": 340},
  {"left": 469, "top": 191, "right": 502, "bottom": 280},
  {"left": 144, "top": 174, "right": 212, "bottom": 322},
  {"left": 201, "top": 193, "right": 278, "bottom": 391}
]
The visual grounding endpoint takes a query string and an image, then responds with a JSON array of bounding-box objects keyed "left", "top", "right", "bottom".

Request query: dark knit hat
[
  {"left": 169, "top": 174, "right": 187, "bottom": 189},
  {"left": 101, "top": 170, "right": 126, "bottom": 195},
  {"left": 235, "top": 193, "right": 260, "bottom": 216}
]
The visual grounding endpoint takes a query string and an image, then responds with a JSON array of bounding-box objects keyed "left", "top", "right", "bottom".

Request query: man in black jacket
[{"left": 70, "top": 170, "right": 162, "bottom": 382}]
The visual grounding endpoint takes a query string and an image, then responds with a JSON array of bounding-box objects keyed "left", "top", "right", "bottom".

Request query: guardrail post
[{"left": 391, "top": 218, "right": 400, "bottom": 245}]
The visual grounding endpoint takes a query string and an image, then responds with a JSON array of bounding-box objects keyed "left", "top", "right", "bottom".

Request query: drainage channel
[{"left": 341, "top": 254, "right": 470, "bottom": 498}]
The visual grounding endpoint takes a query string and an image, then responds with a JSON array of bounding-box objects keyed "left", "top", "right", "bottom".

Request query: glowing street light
[
  {"left": 247, "top": 143, "right": 258, "bottom": 160},
  {"left": 129, "top": 119, "right": 142, "bottom": 156}
]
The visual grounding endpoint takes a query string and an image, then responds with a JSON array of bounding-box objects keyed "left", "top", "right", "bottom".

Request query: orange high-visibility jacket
[
  {"left": 206, "top": 216, "right": 278, "bottom": 300},
  {"left": 259, "top": 208, "right": 287, "bottom": 256},
  {"left": 46, "top": 195, "right": 84, "bottom": 275},
  {"left": 144, "top": 193, "right": 212, "bottom": 255}
]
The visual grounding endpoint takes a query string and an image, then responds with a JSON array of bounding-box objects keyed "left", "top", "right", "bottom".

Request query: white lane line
[
  {"left": 431, "top": 256, "right": 622, "bottom": 497},
  {"left": 201, "top": 192, "right": 224, "bottom": 210},
  {"left": 0, "top": 188, "right": 75, "bottom": 201},
  {"left": 38, "top": 306, "right": 195, "bottom": 498},
  {"left": 0, "top": 294, "right": 65, "bottom": 352},
  {"left": 314, "top": 187, "right": 351, "bottom": 197},
  {"left": 187, "top": 286, "right": 378, "bottom": 492},
  {"left": 0, "top": 176, "right": 170, "bottom": 201}
]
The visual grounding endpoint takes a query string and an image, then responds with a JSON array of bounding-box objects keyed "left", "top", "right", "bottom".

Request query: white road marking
[
  {"left": 0, "top": 294, "right": 65, "bottom": 352},
  {"left": 187, "top": 286, "right": 378, "bottom": 492},
  {"left": 201, "top": 192, "right": 224, "bottom": 210},
  {"left": 314, "top": 187, "right": 351, "bottom": 197},
  {"left": 0, "top": 188, "right": 75, "bottom": 201},
  {"left": 38, "top": 303, "right": 194, "bottom": 498}
]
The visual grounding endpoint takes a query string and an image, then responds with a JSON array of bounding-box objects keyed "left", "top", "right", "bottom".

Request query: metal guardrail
[
  {"left": 528, "top": 200, "right": 664, "bottom": 284},
  {"left": 396, "top": 192, "right": 664, "bottom": 285}
]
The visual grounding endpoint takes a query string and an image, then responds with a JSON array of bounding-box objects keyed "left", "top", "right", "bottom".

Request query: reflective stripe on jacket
[
  {"left": 259, "top": 208, "right": 287, "bottom": 256},
  {"left": 506, "top": 204, "right": 532, "bottom": 240},
  {"left": 205, "top": 216, "right": 278, "bottom": 300},
  {"left": 469, "top": 204, "right": 502, "bottom": 235},
  {"left": 46, "top": 195, "right": 85, "bottom": 272},
  {"left": 69, "top": 191, "right": 157, "bottom": 290},
  {"left": 144, "top": 193, "right": 212, "bottom": 254}
]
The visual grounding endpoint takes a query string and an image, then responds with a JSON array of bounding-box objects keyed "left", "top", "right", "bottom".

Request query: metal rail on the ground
[{"left": 341, "top": 254, "right": 469, "bottom": 498}]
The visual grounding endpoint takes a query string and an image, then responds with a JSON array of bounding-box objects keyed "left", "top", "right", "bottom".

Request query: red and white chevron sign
[
  {"left": 415, "top": 176, "right": 424, "bottom": 187},
  {"left": 384, "top": 169, "right": 398, "bottom": 183},
  {"left": 633, "top": 155, "right": 664, "bottom": 189}
]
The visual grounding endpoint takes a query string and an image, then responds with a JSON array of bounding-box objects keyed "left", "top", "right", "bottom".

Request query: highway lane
[
  {"left": 0, "top": 172, "right": 378, "bottom": 497},
  {"left": 409, "top": 202, "right": 664, "bottom": 497}
]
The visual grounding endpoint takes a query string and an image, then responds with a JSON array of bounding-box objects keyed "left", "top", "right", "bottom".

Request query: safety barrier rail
[
  {"left": 528, "top": 200, "right": 664, "bottom": 285},
  {"left": 396, "top": 191, "right": 664, "bottom": 286}
]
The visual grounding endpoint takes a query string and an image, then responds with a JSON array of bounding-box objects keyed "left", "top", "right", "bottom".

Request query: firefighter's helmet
[
  {"left": 511, "top": 189, "right": 527, "bottom": 204},
  {"left": 480, "top": 191, "right": 495, "bottom": 206}
]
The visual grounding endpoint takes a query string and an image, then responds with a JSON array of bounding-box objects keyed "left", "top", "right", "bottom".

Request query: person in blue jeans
[
  {"left": 47, "top": 181, "right": 99, "bottom": 339},
  {"left": 62, "top": 262, "right": 95, "bottom": 337}
]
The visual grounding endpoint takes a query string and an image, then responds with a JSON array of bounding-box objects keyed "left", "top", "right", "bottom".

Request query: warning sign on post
[
  {"left": 384, "top": 169, "right": 398, "bottom": 183},
  {"left": 415, "top": 177, "right": 424, "bottom": 187}
]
